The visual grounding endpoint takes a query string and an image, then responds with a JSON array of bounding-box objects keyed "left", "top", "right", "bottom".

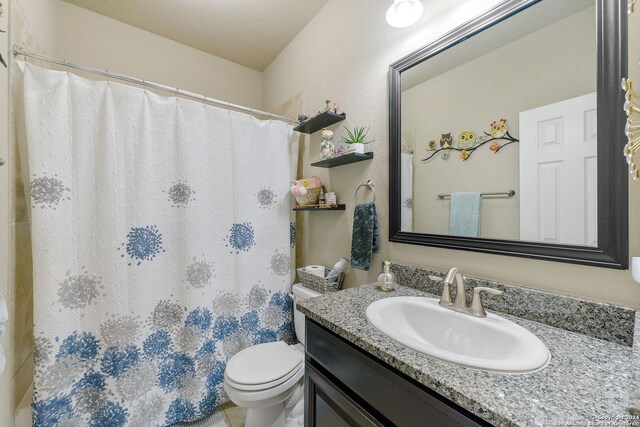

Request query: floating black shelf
[
  {"left": 311, "top": 152, "right": 374, "bottom": 168},
  {"left": 293, "top": 204, "right": 346, "bottom": 212},
  {"left": 293, "top": 112, "right": 346, "bottom": 134}
]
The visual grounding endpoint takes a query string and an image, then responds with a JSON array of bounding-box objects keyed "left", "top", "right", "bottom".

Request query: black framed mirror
[{"left": 389, "top": 0, "right": 628, "bottom": 268}]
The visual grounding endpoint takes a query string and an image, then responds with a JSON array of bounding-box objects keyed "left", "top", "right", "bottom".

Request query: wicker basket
[
  {"left": 291, "top": 175, "right": 322, "bottom": 207},
  {"left": 293, "top": 185, "right": 322, "bottom": 206},
  {"left": 297, "top": 267, "right": 344, "bottom": 294}
]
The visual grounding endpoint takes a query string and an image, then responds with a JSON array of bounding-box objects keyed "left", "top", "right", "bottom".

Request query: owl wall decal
[
  {"left": 490, "top": 119, "right": 508, "bottom": 138},
  {"left": 458, "top": 131, "right": 476, "bottom": 149},
  {"left": 439, "top": 133, "right": 453, "bottom": 148}
]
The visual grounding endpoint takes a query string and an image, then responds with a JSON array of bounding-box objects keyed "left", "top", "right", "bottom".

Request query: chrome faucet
[
  {"left": 443, "top": 267, "right": 467, "bottom": 309},
  {"left": 438, "top": 267, "right": 503, "bottom": 318}
]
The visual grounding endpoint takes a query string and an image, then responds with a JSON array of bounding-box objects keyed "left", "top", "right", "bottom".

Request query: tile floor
[{"left": 220, "top": 402, "right": 247, "bottom": 427}]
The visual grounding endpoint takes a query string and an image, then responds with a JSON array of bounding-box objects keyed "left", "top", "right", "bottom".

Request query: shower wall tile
[
  {"left": 11, "top": 352, "right": 33, "bottom": 413},
  {"left": 10, "top": 143, "right": 28, "bottom": 224},
  {"left": 0, "top": 371, "right": 11, "bottom": 427},
  {"left": 5, "top": 300, "right": 17, "bottom": 378},
  {"left": 8, "top": 221, "right": 34, "bottom": 389},
  {"left": 10, "top": 222, "right": 32, "bottom": 306}
]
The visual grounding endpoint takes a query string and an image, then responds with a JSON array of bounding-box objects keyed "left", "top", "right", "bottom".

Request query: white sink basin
[{"left": 366, "top": 296, "right": 550, "bottom": 374}]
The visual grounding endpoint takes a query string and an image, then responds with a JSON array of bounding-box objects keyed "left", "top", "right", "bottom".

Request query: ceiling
[{"left": 62, "top": 0, "right": 328, "bottom": 71}]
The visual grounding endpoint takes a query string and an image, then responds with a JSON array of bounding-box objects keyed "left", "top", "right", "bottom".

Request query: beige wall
[
  {"left": 403, "top": 7, "right": 596, "bottom": 238},
  {"left": 264, "top": 0, "right": 640, "bottom": 309},
  {"left": 56, "top": 2, "right": 264, "bottom": 110}
]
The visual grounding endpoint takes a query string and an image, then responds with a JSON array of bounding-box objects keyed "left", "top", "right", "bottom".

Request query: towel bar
[
  {"left": 437, "top": 190, "right": 515, "bottom": 200},
  {"left": 355, "top": 180, "right": 376, "bottom": 203}
]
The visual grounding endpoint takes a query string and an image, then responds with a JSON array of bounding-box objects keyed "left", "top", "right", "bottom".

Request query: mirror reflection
[{"left": 400, "top": 0, "right": 597, "bottom": 246}]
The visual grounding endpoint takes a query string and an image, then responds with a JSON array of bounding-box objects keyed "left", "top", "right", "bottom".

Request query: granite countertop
[{"left": 297, "top": 284, "right": 640, "bottom": 427}]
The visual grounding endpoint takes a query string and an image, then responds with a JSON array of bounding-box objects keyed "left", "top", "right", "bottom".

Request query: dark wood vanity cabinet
[{"left": 304, "top": 319, "right": 492, "bottom": 427}]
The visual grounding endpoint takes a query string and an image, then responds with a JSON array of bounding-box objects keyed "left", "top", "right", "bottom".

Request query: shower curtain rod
[{"left": 12, "top": 45, "right": 297, "bottom": 124}]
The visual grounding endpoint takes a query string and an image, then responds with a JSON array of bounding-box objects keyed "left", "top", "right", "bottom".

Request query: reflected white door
[{"left": 519, "top": 92, "right": 597, "bottom": 246}]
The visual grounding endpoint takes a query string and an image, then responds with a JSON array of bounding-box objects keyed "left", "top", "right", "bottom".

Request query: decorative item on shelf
[
  {"left": 423, "top": 118, "right": 519, "bottom": 162},
  {"left": 297, "top": 266, "right": 345, "bottom": 294},
  {"left": 290, "top": 175, "right": 322, "bottom": 206},
  {"left": 340, "top": 126, "right": 374, "bottom": 154},
  {"left": 325, "top": 192, "right": 337, "bottom": 207},
  {"left": 297, "top": 113, "right": 309, "bottom": 123},
  {"left": 623, "top": 78, "right": 640, "bottom": 179},
  {"left": 320, "top": 128, "right": 335, "bottom": 159},
  {"left": 290, "top": 182, "right": 307, "bottom": 196},
  {"left": 629, "top": 0, "right": 636, "bottom": 14},
  {"left": 305, "top": 100, "right": 343, "bottom": 122},
  {"left": 318, "top": 188, "right": 326, "bottom": 207}
]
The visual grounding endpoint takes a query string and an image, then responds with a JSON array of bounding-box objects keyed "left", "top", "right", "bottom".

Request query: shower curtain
[{"left": 18, "top": 62, "right": 298, "bottom": 426}]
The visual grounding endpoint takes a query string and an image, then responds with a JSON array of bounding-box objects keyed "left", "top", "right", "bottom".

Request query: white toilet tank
[{"left": 291, "top": 284, "right": 321, "bottom": 345}]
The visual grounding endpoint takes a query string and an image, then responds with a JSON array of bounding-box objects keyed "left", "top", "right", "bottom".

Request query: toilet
[{"left": 224, "top": 284, "right": 321, "bottom": 427}]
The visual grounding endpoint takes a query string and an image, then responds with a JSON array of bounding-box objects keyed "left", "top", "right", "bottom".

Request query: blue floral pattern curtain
[{"left": 18, "top": 62, "right": 298, "bottom": 426}]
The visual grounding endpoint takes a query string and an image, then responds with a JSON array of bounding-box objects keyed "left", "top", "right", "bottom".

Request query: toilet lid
[{"left": 225, "top": 341, "right": 303, "bottom": 387}]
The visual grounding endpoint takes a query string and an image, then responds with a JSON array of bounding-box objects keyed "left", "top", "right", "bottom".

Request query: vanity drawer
[{"left": 305, "top": 319, "right": 490, "bottom": 427}]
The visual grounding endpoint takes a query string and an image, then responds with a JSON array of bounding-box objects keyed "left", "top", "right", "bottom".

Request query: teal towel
[
  {"left": 351, "top": 203, "right": 380, "bottom": 271},
  {"left": 450, "top": 192, "right": 482, "bottom": 237}
]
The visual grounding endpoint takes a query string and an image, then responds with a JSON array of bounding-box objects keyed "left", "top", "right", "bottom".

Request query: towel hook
[{"left": 355, "top": 180, "right": 375, "bottom": 204}]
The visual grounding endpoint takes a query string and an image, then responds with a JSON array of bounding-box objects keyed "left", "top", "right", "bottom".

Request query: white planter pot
[{"left": 351, "top": 143, "right": 365, "bottom": 154}]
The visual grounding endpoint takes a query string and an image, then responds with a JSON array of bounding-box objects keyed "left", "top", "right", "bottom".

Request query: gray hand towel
[{"left": 351, "top": 203, "right": 380, "bottom": 271}]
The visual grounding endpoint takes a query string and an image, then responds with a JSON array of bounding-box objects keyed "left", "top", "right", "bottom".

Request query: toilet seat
[{"left": 225, "top": 341, "right": 303, "bottom": 392}]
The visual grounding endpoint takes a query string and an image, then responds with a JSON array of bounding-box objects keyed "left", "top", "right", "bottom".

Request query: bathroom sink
[{"left": 365, "top": 297, "right": 550, "bottom": 374}]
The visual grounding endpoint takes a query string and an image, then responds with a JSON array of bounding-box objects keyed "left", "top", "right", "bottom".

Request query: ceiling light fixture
[{"left": 386, "top": 0, "right": 424, "bottom": 28}]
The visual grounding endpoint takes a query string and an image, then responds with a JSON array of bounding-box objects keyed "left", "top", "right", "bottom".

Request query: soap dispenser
[{"left": 377, "top": 261, "right": 397, "bottom": 292}]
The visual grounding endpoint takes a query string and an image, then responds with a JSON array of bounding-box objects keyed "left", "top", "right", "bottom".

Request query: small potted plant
[{"left": 340, "top": 126, "right": 374, "bottom": 154}]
